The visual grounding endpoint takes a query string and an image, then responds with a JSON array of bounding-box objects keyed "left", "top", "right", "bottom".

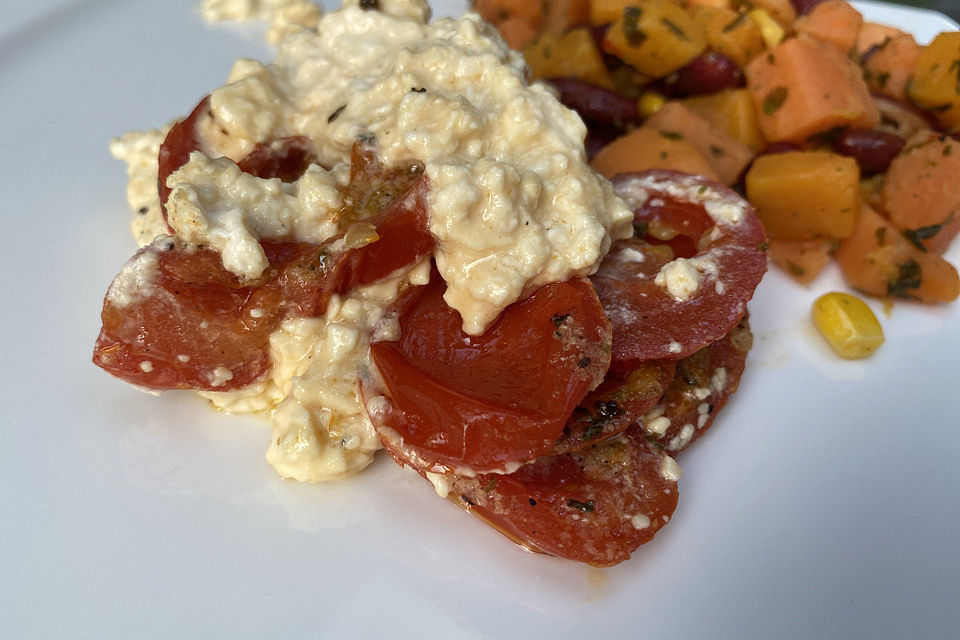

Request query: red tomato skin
[
  {"left": 93, "top": 240, "right": 281, "bottom": 391},
  {"left": 157, "top": 96, "right": 209, "bottom": 228},
  {"left": 96, "top": 149, "right": 434, "bottom": 392},
  {"left": 367, "top": 273, "right": 612, "bottom": 474},
  {"left": 650, "top": 317, "right": 752, "bottom": 455},
  {"left": 380, "top": 422, "right": 680, "bottom": 567},
  {"left": 237, "top": 136, "right": 318, "bottom": 181},
  {"left": 593, "top": 170, "right": 767, "bottom": 365}
]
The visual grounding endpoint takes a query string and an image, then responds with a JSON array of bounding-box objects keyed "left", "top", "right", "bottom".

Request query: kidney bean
[
  {"left": 764, "top": 142, "right": 803, "bottom": 155},
  {"left": 547, "top": 77, "right": 640, "bottom": 128},
  {"left": 663, "top": 52, "right": 743, "bottom": 97},
  {"left": 791, "top": 0, "right": 830, "bottom": 15},
  {"left": 832, "top": 128, "right": 905, "bottom": 175},
  {"left": 584, "top": 124, "right": 622, "bottom": 160}
]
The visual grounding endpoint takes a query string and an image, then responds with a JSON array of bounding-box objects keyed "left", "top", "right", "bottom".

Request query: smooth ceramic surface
[{"left": 1, "top": 1, "right": 958, "bottom": 638}]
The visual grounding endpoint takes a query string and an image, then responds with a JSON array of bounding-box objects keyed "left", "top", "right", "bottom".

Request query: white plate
[{"left": 1, "top": 1, "right": 958, "bottom": 637}]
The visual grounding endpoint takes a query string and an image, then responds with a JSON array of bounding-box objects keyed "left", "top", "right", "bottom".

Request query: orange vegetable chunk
[
  {"left": 768, "top": 239, "right": 834, "bottom": 285},
  {"left": 745, "top": 35, "right": 879, "bottom": 143},
  {"left": 862, "top": 33, "right": 921, "bottom": 102},
  {"left": 745, "top": 150, "right": 860, "bottom": 240},
  {"left": 881, "top": 134, "right": 960, "bottom": 253},
  {"left": 643, "top": 102, "right": 754, "bottom": 185},
  {"left": 906, "top": 32, "right": 960, "bottom": 132},
  {"left": 685, "top": 88, "right": 768, "bottom": 153},
  {"left": 590, "top": 127, "right": 720, "bottom": 181},
  {"left": 692, "top": 6, "right": 766, "bottom": 68},
  {"left": 835, "top": 207, "right": 959, "bottom": 303},
  {"left": 795, "top": 0, "right": 863, "bottom": 54},
  {"left": 855, "top": 22, "right": 907, "bottom": 58},
  {"left": 497, "top": 17, "right": 537, "bottom": 50},
  {"left": 602, "top": 0, "right": 707, "bottom": 78}
]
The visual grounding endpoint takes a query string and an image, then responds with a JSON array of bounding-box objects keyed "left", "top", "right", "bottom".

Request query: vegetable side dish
[
  {"left": 94, "top": 0, "right": 770, "bottom": 566},
  {"left": 480, "top": 0, "right": 960, "bottom": 307}
]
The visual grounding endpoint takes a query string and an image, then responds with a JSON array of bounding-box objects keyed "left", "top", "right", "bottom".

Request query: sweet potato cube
[
  {"left": 863, "top": 33, "right": 921, "bottom": 102},
  {"left": 768, "top": 239, "right": 834, "bottom": 285},
  {"left": 835, "top": 206, "right": 960, "bottom": 302},
  {"left": 590, "top": 127, "right": 720, "bottom": 181},
  {"left": 692, "top": 6, "right": 766, "bottom": 67},
  {"left": 745, "top": 151, "right": 861, "bottom": 240},
  {"left": 855, "top": 22, "right": 907, "bottom": 58},
  {"left": 643, "top": 102, "right": 754, "bottom": 184},
  {"left": 602, "top": 0, "right": 707, "bottom": 78},
  {"left": 746, "top": 0, "right": 795, "bottom": 29},
  {"left": 906, "top": 32, "right": 960, "bottom": 132},
  {"left": 685, "top": 88, "right": 768, "bottom": 153},
  {"left": 497, "top": 17, "right": 537, "bottom": 50},
  {"left": 524, "top": 28, "right": 614, "bottom": 88},
  {"left": 881, "top": 133, "right": 960, "bottom": 253},
  {"left": 795, "top": 0, "right": 863, "bottom": 54},
  {"left": 745, "top": 36, "right": 879, "bottom": 142}
]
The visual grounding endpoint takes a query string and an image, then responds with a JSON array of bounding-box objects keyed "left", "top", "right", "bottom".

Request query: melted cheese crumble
[{"left": 112, "top": 1, "right": 631, "bottom": 482}]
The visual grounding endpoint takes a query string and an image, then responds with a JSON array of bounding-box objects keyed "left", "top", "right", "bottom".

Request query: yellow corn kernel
[
  {"left": 811, "top": 292, "right": 884, "bottom": 359},
  {"left": 748, "top": 8, "right": 785, "bottom": 49},
  {"left": 639, "top": 91, "right": 666, "bottom": 118}
]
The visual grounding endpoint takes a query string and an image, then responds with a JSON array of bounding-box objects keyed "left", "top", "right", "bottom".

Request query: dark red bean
[
  {"left": 764, "top": 142, "right": 803, "bottom": 155},
  {"left": 584, "top": 124, "right": 621, "bottom": 160},
  {"left": 790, "top": 0, "right": 830, "bottom": 15},
  {"left": 662, "top": 52, "right": 743, "bottom": 97},
  {"left": 832, "top": 128, "right": 905, "bottom": 175},
  {"left": 547, "top": 77, "right": 640, "bottom": 128}
]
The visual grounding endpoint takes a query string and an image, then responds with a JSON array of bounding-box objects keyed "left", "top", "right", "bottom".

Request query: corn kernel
[
  {"left": 811, "top": 292, "right": 884, "bottom": 359},
  {"left": 638, "top": 91, "right": 666, "bottom": 118},
  {"left": 748, "top": 9, "right": 785, "bottom": 49}
]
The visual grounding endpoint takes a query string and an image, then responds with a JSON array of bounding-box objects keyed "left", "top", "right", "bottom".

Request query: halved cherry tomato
[
  {"left": 553, "top": 359, "right": 675, "bottom": 456},
  {"left": 93, "top": 238, "right": 286, "bottom": 391},
  {"left": 366, "top": 270, "right": 612, "bottom": 474},
  {"left": 381, "top": 422, "right": 680, "bottom": 567},
  {"left": 592, "top": 170, "right": 766, "bottom": 365},
  {"left": 237, "top": 136, "right": 318, "bottom": 181},
  {"left": 157, "top": 96, "right": 210, "bottom": 228},
  {"left": 95, "top": 147, "right": 434, "bottom": 391},
  {"left": 645, "top": 317, "right": 752, "bottom": 454}
]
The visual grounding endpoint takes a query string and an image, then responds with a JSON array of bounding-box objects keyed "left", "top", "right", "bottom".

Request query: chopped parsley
[
  {"left": 762, "top": 86, "right": 788, "bottom": 115},
  {"left": 566, "top": 499, "right": 595, "bottom": 512},
  {"left": 622, "top": 7, "right": 648, "bottom": 47}
]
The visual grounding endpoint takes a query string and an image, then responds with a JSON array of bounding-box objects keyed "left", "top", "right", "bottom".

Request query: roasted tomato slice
[
  {"left": 643, "top": 317, "right": 752, "bottom": 454},
  {"left": 157, "top": 96, "right": 210, "bottom": 228},
  {"left": 366, "top": 271, "right": 612, "bottom": 474},
  {"left": 237, "top": 136, "right": 318, "bottom": 181},
  {"left": 381, "top": 422, "right": 680, "bottom": 567},
  {"left": 553, "top": 359, "right": 675, "bottom": 456},
  {"left": 273, "top": 154, "right": 432, "bottom": 317},
  {"left": 592, "top": 170, "right": 766, "bottom": 365},
  {"left": 93, "top": 237, "right": 290, "bottom": 391},
  {"left": 95, "top": 148, "right": 433, "bottom": 391}
]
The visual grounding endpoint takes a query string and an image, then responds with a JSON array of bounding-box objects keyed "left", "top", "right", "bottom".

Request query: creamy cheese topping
[
  {"left": 659, "top": 455, "right": 683, "bottom": 482},
  {"left": 177, "top": 5, "right": 631, "bottom": 331},
  {"left": 201, "top": 0, "right": 324, "bottom": 45},
  {"left": 654, "top": 254, "right": 720, "bottom": 301},
  {"left": 109, "top": 128, "right": 171, "bottom": 247},
  {"left": 112, "top": 1, "right": 632, "bottom": 482}
]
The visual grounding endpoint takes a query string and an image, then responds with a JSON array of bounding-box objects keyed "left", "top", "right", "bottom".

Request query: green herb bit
[
  {"left": 566, "top": 499, "right": 595, "bottom": 513},
  {"left": 723, "top": 12, "right": 749, "bottom": 33},
  {"left": 887, "top": 258, "right": 922, "bottom": 298},
  {"left": 762, "top": 86, "right": 789, "bottom": 115},
  {"left": 622, "top": 7, "right": 648, "bottom": 47},
  {"left": 901, "top": 222, "right": 945, "bottom": 250},
  {"left": 661, "top": 17, "right": 688, "bottom": 41},
  {"left": 659, "top": 130, "right": 684, "bottom": 141}
]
